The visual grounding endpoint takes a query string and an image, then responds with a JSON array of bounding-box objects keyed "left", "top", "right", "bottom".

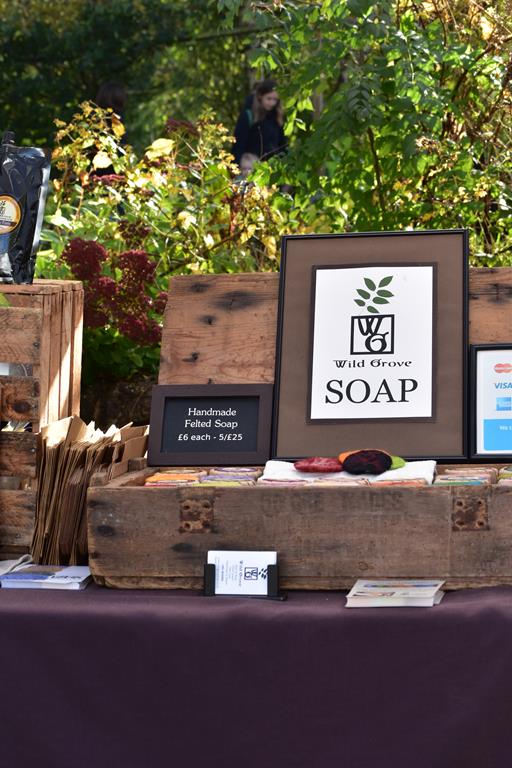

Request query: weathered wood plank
[
  {"left": 0, "top": 376, "right": 39, "bottom": 422},
  {"left": 70, "top": 286, "right": 83, "bottom": 416},
  {"left": 37, "top": 288, "right": 52, "bottom": 427},
  {"left": 0, "top": 489, "right": 36, "bottom": 547},
  {"left": 47, "top": 291, "right": 63, "bottom": 423},
  {"left": 59, "top": 290, "right": 73, "bottom": 418},
  {"left": 0, "top": 279, "right": 81, "bottom": 296},
  {"left": 88, "top": 485, "right": 453, "bottom": 586},
  {"left": 0, "top": 307, "right": 42, "bottom": 364},
  {"left": 0, "top": 432, "right": 38, "bottom": 477},
  {"left": 158, "top": 268, "right": 512, "bottom": 386},
  {"left": 159, "top": 273, "right": 279, "bottom": 385},
  {"left": 468, "top": 267, "right": 512, "bottom": 343}
]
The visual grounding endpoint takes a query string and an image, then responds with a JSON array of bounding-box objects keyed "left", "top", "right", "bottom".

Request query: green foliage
[
  {"left": 0, "top": 0, "right": 255, "bottom": 149},
  {"left": 235, "top": 0, "right": 512, "bottom": 264},
  {"left": 37, "top": 102, "right": 292, "bottom": 380}
]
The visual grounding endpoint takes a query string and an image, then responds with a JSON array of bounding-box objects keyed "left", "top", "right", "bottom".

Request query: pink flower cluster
[
  {"left": 62, "top": 238, "right": 163, "bottom": 345},
  {"left": 118, "top": 220, "right": 151, "bottom": 248},
  {"left": 90, "top": 173, "right": 126, "bottom": 187}
]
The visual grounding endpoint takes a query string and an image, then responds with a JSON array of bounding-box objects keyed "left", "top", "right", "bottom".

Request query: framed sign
[
  {"left": 272, "top": 230, "right": 469, "bottom": 461},
  {"left": 470, "top": 344, "right": 512, "bottom": 460},
  {"left": 148, "top": 384, "right": 273, "bottom": 466}
]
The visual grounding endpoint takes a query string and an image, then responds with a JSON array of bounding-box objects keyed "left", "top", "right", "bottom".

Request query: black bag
[{"left": 0, "top": 131, "right": 51, "bottom": 284}]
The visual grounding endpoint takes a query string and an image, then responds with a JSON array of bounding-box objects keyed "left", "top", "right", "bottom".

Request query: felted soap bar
[{"left": 294, "top": 457, "right": 343, "bottom": 473}]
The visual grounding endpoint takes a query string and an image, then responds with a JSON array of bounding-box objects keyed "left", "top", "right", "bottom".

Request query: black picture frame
[
  {"left": 470, "top": 344, "right": 512, "bottom": 461},
  {"left": 272, "top": 230, "right": 469, "bottom": 462},
  {"left": 148, "top": 384, "right": 273, "bottom": 466}
]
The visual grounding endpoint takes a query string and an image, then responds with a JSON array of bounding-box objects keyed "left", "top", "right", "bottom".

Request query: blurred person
[
  {"left": 92, "top": 81, "right": 127, "bottom": 179},
  {"left": 233, "top": 79, "right": 287, "bottom": 167},
  {"left": 239, "top": 152, "right": 259, "bottom": 178},
  {"left": 95, "top": 81, "right": 127, "bottom": 123}
]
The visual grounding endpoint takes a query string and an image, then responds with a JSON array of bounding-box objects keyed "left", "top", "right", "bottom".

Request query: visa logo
[{"left": 495, "top": 382, "right": 512, "bottom": 389}]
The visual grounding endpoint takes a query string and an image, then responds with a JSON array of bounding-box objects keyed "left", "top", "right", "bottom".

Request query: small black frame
[
  {"left": 148, "top": 383, "right": 273, "bottom": 466},
  {"left": 204, "top": 563, "right": 285, "bottom": 599},
  {"left": 470, "top": 343, "right": 512, "bottom": 461}
]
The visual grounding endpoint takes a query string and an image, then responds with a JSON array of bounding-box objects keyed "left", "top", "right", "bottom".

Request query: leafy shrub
[{"left": 37, "top": 103, "right": 295, "bottom": 381}]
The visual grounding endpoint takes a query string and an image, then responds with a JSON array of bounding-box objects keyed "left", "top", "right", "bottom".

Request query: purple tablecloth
[{"left": 2, "top": 584, "right": 512, "bottom": 767}]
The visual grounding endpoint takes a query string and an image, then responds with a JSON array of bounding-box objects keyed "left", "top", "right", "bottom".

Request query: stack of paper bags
[{"left": 33, "top": 417, "right": 148, "bottom": 565}]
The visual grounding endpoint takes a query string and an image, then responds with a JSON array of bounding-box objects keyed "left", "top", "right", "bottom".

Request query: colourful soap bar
[
  {"left": 373, "top": 479, "right": 428, "bottom": 487},
  {"left": 209, "top": 467, "right": 262, "bottom": 476},
  {"left": 294, "top": 457, "right": 343, "bottom": 473}
]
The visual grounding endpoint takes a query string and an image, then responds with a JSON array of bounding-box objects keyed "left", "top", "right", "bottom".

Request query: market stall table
[{"left": 2, "top": 585, "right": 511, "bottom": 768}]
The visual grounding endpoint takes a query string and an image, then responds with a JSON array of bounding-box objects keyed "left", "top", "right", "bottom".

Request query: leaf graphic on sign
[{"left": 354, "top": 274, "right": 394, "bottom": 313}]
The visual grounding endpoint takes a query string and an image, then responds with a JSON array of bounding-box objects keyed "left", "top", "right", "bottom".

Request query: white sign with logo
[{"left": 310, "top": 265, "right": 434, "bottom": 420}]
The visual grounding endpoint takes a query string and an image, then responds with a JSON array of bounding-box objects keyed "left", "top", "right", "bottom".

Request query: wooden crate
[
  {"left": 0, "top": 279, "right": 83, "bottom": 558},
  {"left": 87, "top": 268, "right": 512, "bottom": 589},
  {"left": 87, "top": 463, "right": 511, "bottom": 590}
]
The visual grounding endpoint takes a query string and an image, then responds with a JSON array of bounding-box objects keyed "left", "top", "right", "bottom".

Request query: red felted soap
[{"left": 294, "top": 457, "right": 343, "bottom": 473}]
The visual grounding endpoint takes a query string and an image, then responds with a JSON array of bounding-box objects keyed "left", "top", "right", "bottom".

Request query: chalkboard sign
[{"left": 148, "top": 384, "right": 273, "bottom": 466}]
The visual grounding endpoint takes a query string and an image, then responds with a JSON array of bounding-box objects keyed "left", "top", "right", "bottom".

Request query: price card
[
  {"left": 148, "top": 384, "right": 273, "bottom": 465},
  {"left": 207, "top": 550, "right": 277, "bottom": 596}
]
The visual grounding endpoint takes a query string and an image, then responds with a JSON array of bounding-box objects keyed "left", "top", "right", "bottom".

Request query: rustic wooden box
[
  {"left": 87, "top": 268, "right": 512, "bottom": 589},
  {"left": 87, "top": 464, "right": 511, "bottom": 590},
  {"left": 0, "top": 279, "right": 83, "bottom": 558}
]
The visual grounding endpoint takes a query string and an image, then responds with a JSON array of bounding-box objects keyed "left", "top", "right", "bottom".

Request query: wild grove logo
[{"left": 350, "top": 275, "right": 395, "bottom": 354}]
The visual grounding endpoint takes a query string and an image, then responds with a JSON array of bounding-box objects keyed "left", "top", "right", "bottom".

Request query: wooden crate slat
[
  {"left": 0, "top": 376, "right": 39, "bottom": 422},
  {"left": 0, "top": 307, "right": 42, "bottom": 364},
  {"left": 70, "top": 286, "right": 84, "bottom": 416},
  {"left": 0, "top": 489, "right": 36, "bottom": 547},
  {"left": 0, "top": 432, "right": 38, "bottom": 477},
  {"left": 158, "top": 273, "right": 279, "bottom": 385},
  {"left": 47, "top": 291, "right": 63, "bottom": 423},
  {"left": 59, "top": 290, "right": 73, "bottom": 418},
  {"left": 0, "top": 279, "right": 82, "bottom": 296}
]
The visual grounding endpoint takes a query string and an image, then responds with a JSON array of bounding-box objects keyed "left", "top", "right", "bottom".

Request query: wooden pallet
[{"left": 0, "top": 279, "right": 83, "bottom": 558}]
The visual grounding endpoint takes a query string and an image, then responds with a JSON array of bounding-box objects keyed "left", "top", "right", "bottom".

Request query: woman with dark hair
[
  {"left": 232, "top": 79, "right": 287, "bottom": 167},
  {"left": 95, "top": 81, "right": 127, "bottom": 118}
]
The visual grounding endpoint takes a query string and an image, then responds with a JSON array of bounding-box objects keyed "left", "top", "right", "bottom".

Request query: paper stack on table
[
  {"left": 346, "top": 579, "right": 445, "bottom": 608},
  {"left": 0, "top": 565, "right": 91, "bottom": 590},
  {"left": 33, "top": 417, "right": 148, "bottom": 565}
]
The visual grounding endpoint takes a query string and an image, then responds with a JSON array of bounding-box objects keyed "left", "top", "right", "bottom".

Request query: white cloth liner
[{"left": 260, "top": 459, "right": 437, "bottom": 485}]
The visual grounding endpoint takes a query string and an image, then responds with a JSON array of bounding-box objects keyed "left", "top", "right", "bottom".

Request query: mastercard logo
[{"left": 494, "top": 363, "right": 512, "bottom": 374}]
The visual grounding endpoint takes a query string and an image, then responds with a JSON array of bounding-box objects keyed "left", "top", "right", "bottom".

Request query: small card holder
[{"left": 203, "top": 563, "right": 286, "bottom": 600}]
